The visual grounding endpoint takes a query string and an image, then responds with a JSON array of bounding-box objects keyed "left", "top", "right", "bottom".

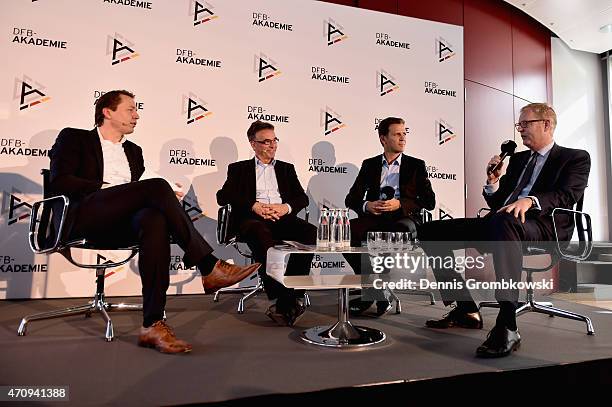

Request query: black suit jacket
[
  {"left": 49, "top": 127, "right": 145, "bottom": 201},
  {"left": 483, "top": 143, "right": 590, "bottom": 240},
  {"left": 216, "top": 158, "right": 309, "bottom": 227},
  {"left": 345, "top": 153, "right": 436, "bottom": 221},
  {"left": 47, "top": 127, "right": 145, "bottom": 241}
]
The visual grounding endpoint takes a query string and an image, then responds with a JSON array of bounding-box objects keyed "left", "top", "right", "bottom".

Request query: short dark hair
[
  {"left": 247, "top": 120, "right": 274, "bottom": 141},
  {"left": 378, "top": 117, "right": 404, "bottom": 137},
  {"left": 94, "top": 90, "right": 135, "bottom": 127}
]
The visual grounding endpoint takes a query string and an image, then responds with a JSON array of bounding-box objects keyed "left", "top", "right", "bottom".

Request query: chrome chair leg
[
  {"left": 98, "top": 304, "right": 114, "bottom": 342},
  {"left": 17, "top": 303, "right": 94, "bottom": 336},
  {"left": 530, "top": 302, "right": 595, "bottom": 335},
  {"left": 304, "top": 292, "right": 311, "bottom": 308},
  {"left": 386, "top": 289, "right": 402, "bottom": 314},
  {"left": 404, "top": 289, "right": 436, "bottom": 305}
]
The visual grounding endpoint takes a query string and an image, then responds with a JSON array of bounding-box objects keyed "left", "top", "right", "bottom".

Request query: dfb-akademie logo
[
  {"left": 436, "top": 36, "right": 455, "bottom": 62},
  {"left": 107, "top": 33, "right": 139, "bottom": 65},
  {"left": 377, "top": 69, "right": 399, "bottom": 96},
  {"left": 436, "top": 119, "right": 456, "bottom": 145},
  {"left": 190, "top": 0, "right": 218, "bottom": 26},
  {"left": 183, "top": 93, "right": 212, "bottom": 125},
  {"left": 1, "top": 189, "right": 33, "bottom": 226},
  {"left": 14, "top": 76, "right": 50, "bottom": 111},
  {"left": 325, "top": 18, "right": 347, "bottom": 46},
  {"left": 321, "top": 107, "right": 346, "bottom": 136},
  {"left": 254, "top": 53, "right": 281, "bottom": 82}
]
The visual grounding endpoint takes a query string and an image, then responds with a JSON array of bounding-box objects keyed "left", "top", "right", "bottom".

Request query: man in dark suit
[
  {"left": 217, "top": 120, "right": 317, "bottom": 326},
  {"left": 49, "top": 90, "right": 260, "bottom": 354},
  {"left": 420, "top": 103, "right": 590, "bottom": 358},
  {"left": 344, "top": 117, "right": 436, "bottom": 316}
]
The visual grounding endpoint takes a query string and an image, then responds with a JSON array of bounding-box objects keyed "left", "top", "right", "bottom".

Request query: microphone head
[
  {"left": 380, "top": 186, "right": 395, "bottom": 201},
  {"left": 501, "top": 140, "right": 517, "bottom": 155}
]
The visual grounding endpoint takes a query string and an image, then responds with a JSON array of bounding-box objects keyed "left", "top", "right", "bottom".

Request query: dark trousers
[
  {"left": 238, "top": 215, "right": 316, "bottom": 302},
  {"left": 417, "top": 212, "right": 554, "bottom": 322},
  {"left": 68, "top": 178, "right": 213, "bottom": 326}
]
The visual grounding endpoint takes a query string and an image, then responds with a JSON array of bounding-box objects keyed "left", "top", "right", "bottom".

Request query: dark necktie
[{"left": 505, "top": 153, "right": 538, "bottom": 205}]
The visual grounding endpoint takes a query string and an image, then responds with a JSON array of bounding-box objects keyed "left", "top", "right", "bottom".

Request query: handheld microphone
[
  {"left": 380, "top": 186, "right": 395, "bottom": 201},
  {"left": 487, "top": 140, "right": 517, "bottom": 175}
]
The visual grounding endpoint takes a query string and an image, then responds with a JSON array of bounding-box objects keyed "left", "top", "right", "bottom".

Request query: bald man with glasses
[
  {"left": 419, "top": 103, "right": 590, "bottom": 358},
  {"left": 217, "top": 120, "right": 316, "bottom": 326}
]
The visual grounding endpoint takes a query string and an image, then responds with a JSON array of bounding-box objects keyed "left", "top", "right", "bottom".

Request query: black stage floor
[{"left": 1, "top": 291, "right": 611, "bottom": 405}]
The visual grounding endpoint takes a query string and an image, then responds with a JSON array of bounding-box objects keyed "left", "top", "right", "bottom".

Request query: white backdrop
[{"left": 0, "top": 0, "right": 464, "bottom": 299}]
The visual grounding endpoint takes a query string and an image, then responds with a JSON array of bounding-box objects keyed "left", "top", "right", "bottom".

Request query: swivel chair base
[
  {"left": 479, "top": 299, "right": 594, "bottom": 335},
  {"left": 301, "top": 288, "right": 385, "bottom": 348},
  {"left": 17, "top": 295, "right": 144, "bottom": 342}
]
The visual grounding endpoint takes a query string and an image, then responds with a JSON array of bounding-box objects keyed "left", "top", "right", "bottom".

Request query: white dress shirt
[
  {"left": 97, "top": 128, "right": 131, "bottom": 187},
  {"left": 254, "top": 157, "right": 291, "bottom": 213}
]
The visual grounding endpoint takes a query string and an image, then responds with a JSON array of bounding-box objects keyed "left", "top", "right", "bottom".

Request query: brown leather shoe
[
  {"left": 137, "top": 321, "right": 192, "bottom": 354},
  {"left": 202, "top": 260, "right": 261, "bottom": 294}
]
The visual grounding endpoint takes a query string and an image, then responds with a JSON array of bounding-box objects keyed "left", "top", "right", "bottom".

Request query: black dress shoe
[
  {"left": 425, "top": 307, "right": 483, "bottom": 329},
  {"left": 266, "top": 298, "right": 306, "bottom": 327},
  {"left": 374, "top": 301, "right": 392, "bottom": 317},
  {"left": 476, "top": 325, "right": 521, "bottom": 358},
  {"left": 349, "top": 298, "right": 374, "bottom": 316}
]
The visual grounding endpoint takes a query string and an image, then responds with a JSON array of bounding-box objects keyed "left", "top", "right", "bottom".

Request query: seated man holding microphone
[
  {"left": 419, "top": 103, "right": 590, "bottom": 358},
  {"left": 344, "top": 117, "right": 436, "bottom": 316}
]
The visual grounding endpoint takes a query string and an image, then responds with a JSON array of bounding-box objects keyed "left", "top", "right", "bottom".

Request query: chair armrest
[
  {"left": 28, "top": 195, "right": 70, "bottom": 254},
  {"left": 477, "top": 207, "right": 491, "bottom": 218},
  {"left": 216, "top": 204, "right": 232, "bottom": 245},
  {"left": 551, "top": 207, "right": 593, "bottom": 261}
]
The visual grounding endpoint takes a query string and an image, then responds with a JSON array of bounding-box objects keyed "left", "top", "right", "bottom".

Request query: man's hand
[
  {"left": 267, "top": 203, "right": 289, "bottom": 220},
  {"left": 365, "top": 201, "right": 384, "bottom": 215},
  {"left": 378, "top": 198, "right": 401, "bottom": 212},
  {"left": 252, "top": 202, "right": 274, "bottom": 220},
  {"left": 486, "top": 155, "right": 503, "bottom": 184},
  {"left": 497, "top": 197, "right": 532, "bottom": 223}
]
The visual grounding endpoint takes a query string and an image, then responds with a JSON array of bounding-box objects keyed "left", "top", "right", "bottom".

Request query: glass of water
[{"left": 367, "top": 231, "right": 378, "bottom": 251}]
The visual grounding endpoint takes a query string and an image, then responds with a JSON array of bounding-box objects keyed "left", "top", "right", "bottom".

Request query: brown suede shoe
[
  {"left": 202, "top": 260, "right": 261, "bottom": 294},
  {"left": 137, "top": 321, "right": 192, "bottom": 354}
]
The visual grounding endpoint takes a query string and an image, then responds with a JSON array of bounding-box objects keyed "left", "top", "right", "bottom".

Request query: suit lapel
[
  {"left": 370, "top": 155, "right": 383, "bottom": 197},
  {"left": 273, "top": 160, "right": 288, "bottom": 199},
  {"left": 531, "top": 143, "right": 560, "bottom": 192},
  {"left": 89, "top": 128, "right": 104, "bottom": 180},
  {"left": 247, "top": 158, "right": 257, "bottom": 200}
]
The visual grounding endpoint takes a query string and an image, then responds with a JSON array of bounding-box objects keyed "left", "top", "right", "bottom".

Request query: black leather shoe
[
  {"left": 349, "top": 298, "right": 374, "bottom": 316},
  {"left": 425, "top": 307, "right": 483, "bottom": 329},
  {"left": 266, "top": 298, "right": 306, "bottom": 327},
  {"left": 476, "top": 325, "right": 521, "bottom": 358},
  {"left": 374, "top": 301, "right": 392, "bottom": 317}
]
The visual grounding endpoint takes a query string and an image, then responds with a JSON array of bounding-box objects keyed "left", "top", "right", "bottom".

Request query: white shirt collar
[
  {"left": 255, "top": 156, "right": 276, "bottom": 167},
  {"left": 536, "top": 140, "right": 555, "bottom": 157},
  {"left": 382, "top": 153, "right": 402, "bottom": 166},
  {"left": 97, "top": 127, "right": 126, "bottom": 145}
]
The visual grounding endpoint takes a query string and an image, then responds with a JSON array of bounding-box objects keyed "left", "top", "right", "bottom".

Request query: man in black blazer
[
  {"left": 217, "top": 120, "right": 317, "bottom": 326},
  {"left": 344, "top": 117, "right": 436, "bottom": 316},
  {"left": 49, "top": 90, "right": 260, "bottom": 354},
  {"left": 420, "top": 103, "right": 590, "bottom": 358}
]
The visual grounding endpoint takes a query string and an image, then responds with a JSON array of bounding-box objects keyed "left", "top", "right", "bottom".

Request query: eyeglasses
[
  {"left": 253, "top": 137, "right": 279, "bottom": 146},
  {"left": 515, "top": 119, "right": 546, "bottom": 130}
]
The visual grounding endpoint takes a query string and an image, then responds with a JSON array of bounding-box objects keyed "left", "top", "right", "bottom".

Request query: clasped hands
[
  {"left": 252, "top": 202, "right": 289, "bottom": 221},
  {"left": 366, "top": 198, "right": 401, "bottom": 215}
]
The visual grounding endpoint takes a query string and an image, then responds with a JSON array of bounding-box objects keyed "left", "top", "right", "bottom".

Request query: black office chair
[
  {"left": 215, "top": 203, "right": 311, "bottom": 313},
  {"left": 17, "top": 170, "right": 147, "bottom": 342},
  {"left": 477, "top": 195, "right": 594, "bottom": 335}
]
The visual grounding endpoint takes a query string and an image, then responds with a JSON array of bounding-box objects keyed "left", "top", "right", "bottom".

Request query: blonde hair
[{"left": 521, "top": 103, "right": 557, "bottom": 130}]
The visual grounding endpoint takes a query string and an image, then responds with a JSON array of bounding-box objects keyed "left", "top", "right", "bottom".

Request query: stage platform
[{"left": 1, "top": 290, "right": 611, "bottom": 405}]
